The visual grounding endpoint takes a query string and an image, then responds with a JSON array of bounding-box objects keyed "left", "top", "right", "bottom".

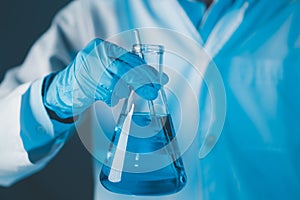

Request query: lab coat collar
[
  {"left": 203, "top": 0, "right": 250, "bottom": 57},
  {"left": 173, "top": 0, "right": 250, "bottom": 57}
]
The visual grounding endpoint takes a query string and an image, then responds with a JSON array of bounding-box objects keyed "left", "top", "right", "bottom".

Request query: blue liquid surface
[{"left": 100, "top": 114, "right": 187, "bottom": 195}]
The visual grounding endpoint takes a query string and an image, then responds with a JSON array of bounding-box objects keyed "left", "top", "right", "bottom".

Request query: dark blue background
[{"left": 0, "top": 1, "right": 94, "bottom": 199}]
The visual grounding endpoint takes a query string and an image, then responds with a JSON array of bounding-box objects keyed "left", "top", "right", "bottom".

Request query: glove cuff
[{"left": 42, "top": 72, "right": 77, "bottom": 123}]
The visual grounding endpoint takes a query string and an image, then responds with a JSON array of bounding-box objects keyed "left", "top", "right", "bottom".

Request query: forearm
[
  {"left": 0, "top": 78, "right": 74, "bottom": 186},
  {"left": 0, "top": 0, "right": 95, "bottom": 187}
]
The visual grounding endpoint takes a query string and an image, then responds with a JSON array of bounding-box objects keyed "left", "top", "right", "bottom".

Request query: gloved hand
[{"left": 43, "top": 38, "right": 168, "bottom": 121}]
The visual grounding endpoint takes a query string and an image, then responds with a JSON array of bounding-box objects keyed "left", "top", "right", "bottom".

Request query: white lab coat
[{"left": 0, "top": 0, "right": 300, "bottom": 199}]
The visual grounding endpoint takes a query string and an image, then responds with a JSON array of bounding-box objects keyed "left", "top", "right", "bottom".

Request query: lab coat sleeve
[{"left": 0, "top": 0, "right": 95, "bottom": 186}]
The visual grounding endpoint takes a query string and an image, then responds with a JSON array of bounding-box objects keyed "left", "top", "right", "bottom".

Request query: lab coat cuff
[
  {"left": 30, "top": 78, "right": 75, "bottom": 135},
  {"left": 20, "top": 78, "right": 75, "bottom": 163}
]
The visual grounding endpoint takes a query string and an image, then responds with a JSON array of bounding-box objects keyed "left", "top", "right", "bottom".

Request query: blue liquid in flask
[{"left": 100, "top": 113, "right": 187, "bottom": 195}]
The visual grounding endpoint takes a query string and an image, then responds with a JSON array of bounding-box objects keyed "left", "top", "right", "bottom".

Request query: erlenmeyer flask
[{"left": 100, "top": 44, "right": 187, "bottom": 195}]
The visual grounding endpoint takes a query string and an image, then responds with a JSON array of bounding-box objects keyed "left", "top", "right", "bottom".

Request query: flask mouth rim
[{"left": 132, "top": 44, "right": 164, "bottom": 54}]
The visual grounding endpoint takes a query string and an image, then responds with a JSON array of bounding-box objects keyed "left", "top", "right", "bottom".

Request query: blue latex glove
[{"left": 43, "top": 38, "right": 168, "bottom": 120}]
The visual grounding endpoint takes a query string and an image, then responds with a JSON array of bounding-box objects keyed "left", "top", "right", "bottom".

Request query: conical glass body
[{"left": 100, "top": 44, "right": 187, "bottom": 196}]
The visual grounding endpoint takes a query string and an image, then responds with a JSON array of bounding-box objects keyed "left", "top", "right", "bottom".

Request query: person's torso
[{"left": 73, "top": 0, "right": 300, "bottom": 199}]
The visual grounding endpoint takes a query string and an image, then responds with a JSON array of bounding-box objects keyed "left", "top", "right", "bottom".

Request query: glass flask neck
[
  {"left": 132, "top": 44, "right": 165, "bottom": 85},
  {"left": 128, "top": 44, "right": 168, "bottom": 116}
]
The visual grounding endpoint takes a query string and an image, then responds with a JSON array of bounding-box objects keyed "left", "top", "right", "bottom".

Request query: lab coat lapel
[
  {"left": 134, "top": 0, "right": 249, "bottom": 59},
  {"left": 126, "top": 0, "right": 203, "bottom": 46},
  {"left": 203, "top": 0, "right": 250, "bottom": 58}
]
